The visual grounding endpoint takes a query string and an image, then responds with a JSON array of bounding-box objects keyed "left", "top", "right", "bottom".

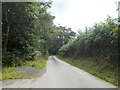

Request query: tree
[
  {"left": 47, "top": 25, "right": 76, "bottom": 55},
  {"left": 58, "top": 16, "right": 118, "bottom": 67},
  {"left": 2, "top": 2, "right": 55, "bottom": 66}
]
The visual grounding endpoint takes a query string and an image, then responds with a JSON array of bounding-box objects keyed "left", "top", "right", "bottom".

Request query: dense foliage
[
  {"left": 2, "top": 2, "right": 75, "bottom": 66},
  {"left": 2, "top": 1, "right": 119, "bottom": 86},
  {"left": 59, "top": 16, "right": 118, "bottom": 68},
  {"left": 47, "top": 26, "right": 76, "bottom": 55},
  {"left": 2, "top": 2, "right": 118, "bottom": 73}
]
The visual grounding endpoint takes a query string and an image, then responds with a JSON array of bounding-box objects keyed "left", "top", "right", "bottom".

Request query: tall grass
[{"left": 57, "top": 56, "right": 118, "bottom": 86}]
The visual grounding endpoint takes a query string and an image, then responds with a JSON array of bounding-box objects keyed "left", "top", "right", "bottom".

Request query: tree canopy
[{"left": 2, "top": 2, "right": 76, "bottom": 66}]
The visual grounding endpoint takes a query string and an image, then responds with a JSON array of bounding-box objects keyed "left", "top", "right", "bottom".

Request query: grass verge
[
  {"left": 1, "top": 55, "right": 48, "bottom": 80},
  {"left": 57, "top": 56, "right": 118, "bottom": 86},
  {"left": 24, "top": 55, "right": 48, "bottom": 69}
]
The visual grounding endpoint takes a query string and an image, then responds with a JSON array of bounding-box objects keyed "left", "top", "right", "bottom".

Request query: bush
[
  {"left": 58, "top": 16, "right": 118, "bottom": 68},
  {"left": 2, "top": 53, "right": 23, "bottom": 67}
]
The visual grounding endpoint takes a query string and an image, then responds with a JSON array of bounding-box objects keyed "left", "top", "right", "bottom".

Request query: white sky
[{"left": 46, "top": 0, "right": 119, "bottom": 33}]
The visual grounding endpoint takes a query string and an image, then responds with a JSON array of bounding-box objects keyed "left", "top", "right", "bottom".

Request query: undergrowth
[{"left": 1, "top": 55, "right": 48, "bottom": 80}]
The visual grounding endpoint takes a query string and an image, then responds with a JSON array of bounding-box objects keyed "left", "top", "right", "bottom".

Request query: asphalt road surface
[{"left": 2, "top": 56, "right": 117, "bottom": 88}]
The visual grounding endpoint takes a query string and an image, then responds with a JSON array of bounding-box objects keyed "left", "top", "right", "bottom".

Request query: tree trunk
[{"left": 3, "top": 11, "right": 9, "bottom": 56}]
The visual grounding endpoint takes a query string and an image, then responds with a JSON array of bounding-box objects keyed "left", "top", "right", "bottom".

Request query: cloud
[
  {"left": 50, "top": 0, "right": 70, "bottom": 15},
  {"left": 48, "top": 0, "right": 119, "bottom": 33}
]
